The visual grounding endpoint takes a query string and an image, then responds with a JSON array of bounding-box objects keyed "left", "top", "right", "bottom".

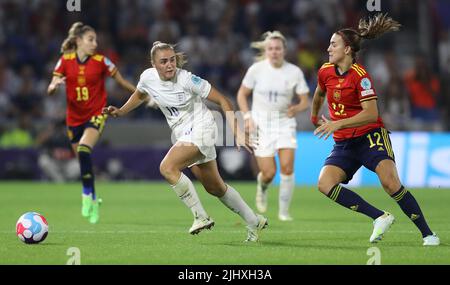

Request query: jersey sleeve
[
  {"left": 102, "top": 56, "right": 117, "bottom": 77},
  {"left": 357, "top": 74, "right": 377, "bottom": 102},
  {"left": 295, "top": 68, "right": 310, "bottom": 95},
  {"left": 317, "top": 67, "right": 326, "bottom": 92},
  {"left": 241, "top": 64, "right": 257, "bottom": 89},
  {"left": 53, "top": 57, "right": 65, "bottom": 77},
  {"left": 184, "top": 71, "right": 211, "bottom": 99},
  {"left": 136, "top": 72, "right": 149, "bottom": 96},
  {"left": 317, "top": 63, "right": 334, "bottom": 92}
]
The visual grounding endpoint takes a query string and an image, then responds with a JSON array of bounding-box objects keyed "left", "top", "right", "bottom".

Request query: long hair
[
  {"left": 60, "top": 22, "right": 95, "bottom": 53},
  {"left": 150, "top": 41, "right": 186, "bottom": 68},
  {"left": 336, "top": 13, "right": 401, "bottom": 62},
  {"left": 250, "top": 31, "right": 287, "bottom": 62}
]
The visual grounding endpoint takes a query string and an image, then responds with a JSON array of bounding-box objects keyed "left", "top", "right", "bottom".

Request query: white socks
[
  {"left": 172, "top": 173, "right": 259, "bottom": 226},
  {"left": 171, "top": 173, "right": 208, "bottom": 219},
  {"left": 257, "top": 172, "right": 270, "bottom": 191},
  {"left": 219, "top": 184, "right": 258, "bottom": 226},
  {"left": 279, "top": 173, "right": 294, "bottom": 216}
]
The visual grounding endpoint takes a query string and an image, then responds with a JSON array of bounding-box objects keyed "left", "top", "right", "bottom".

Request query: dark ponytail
[{"left": 336, "top": 13, "right": 401, "bottom": 62}]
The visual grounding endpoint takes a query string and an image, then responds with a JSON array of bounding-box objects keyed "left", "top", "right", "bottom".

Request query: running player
[
  {"left": 311, "top": 14, "right": 439, "bottom": 245},
  {"left": 47, "top": 22, "right": 138, "bottom": 223},
  {"left": 103, "top": 41, "right": 268, "bottom": 242},
  {"left": 237, "top": 31, "right": 310, "bottom": 221}
]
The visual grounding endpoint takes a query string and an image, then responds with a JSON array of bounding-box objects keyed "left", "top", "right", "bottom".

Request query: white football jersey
[
  {"left": 136, "top": 68, "right": 214, "bottom": 135},
  {"left": 242, "top": 59, "right": 309, "bottom": 117}
]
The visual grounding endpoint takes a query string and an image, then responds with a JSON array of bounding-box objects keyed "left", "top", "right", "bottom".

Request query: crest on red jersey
[
  {"left": 77, "top": 76, "right": 86, "bottom": 86},
  {"left": 333, "top": 89, "right": 341, "bottom": 101}
]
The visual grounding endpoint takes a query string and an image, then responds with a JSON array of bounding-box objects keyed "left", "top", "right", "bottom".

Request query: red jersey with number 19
[
  {"left": 317, "top": 62, "right": 384, "bottom": 141},
  {"left": 53, "top": 52, "right": 117, "bottom": 127}
]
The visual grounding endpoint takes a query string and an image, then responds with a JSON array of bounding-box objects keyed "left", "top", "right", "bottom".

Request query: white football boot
[
  {"left": 189, "top": 216, "right": 215, "bottom": 235},
  {"left": 369, "top": 212, "right": 395, "bottom": 243},
  {"left": 278, "top": 213, "right": 293, "bottom": 222},
  {"left": 245, "top": 214, "right": 268, "bottom": 242},
  {"left": 423, "top": 233, "right": 440, "bottom": 246}
]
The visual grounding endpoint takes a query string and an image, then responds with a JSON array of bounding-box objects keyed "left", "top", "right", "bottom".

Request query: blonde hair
[
  {"left": 150, "top": 41, "right": 187, "bottom": 68},
  {"left": 250, "top": 31, "right": 287, "bottom": 62},
  {"left": 60, "top": 22, "right": 95, "bottom": 53}
]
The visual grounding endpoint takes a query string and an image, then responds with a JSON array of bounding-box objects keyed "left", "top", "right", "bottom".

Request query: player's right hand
[
  {"left": 48, "top": 77, "right": 66, "bottom": 94},
  {"left": 102, "top": 106, "right": 122, "bottom": 118}
]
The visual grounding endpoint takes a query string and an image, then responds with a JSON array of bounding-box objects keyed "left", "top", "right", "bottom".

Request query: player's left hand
[{"left": 314, "top": 115, "right": 341, "bottom": 140}]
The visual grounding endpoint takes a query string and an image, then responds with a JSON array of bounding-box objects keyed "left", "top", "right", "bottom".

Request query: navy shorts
[
  {"left": 67, "top": 114, "right": 108, "bottom": 144},
  {"left": 324, "top": 128, "right": 395, "bottom": 184}
]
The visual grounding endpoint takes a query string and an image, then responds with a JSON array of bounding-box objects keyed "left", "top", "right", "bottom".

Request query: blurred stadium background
[{"left": 0, "top": 0, "right": 449, "bottom": 186}]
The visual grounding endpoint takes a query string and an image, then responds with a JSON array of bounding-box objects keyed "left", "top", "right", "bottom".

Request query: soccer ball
[{"left": 16, "top": 212, "right": 48, "bottom": 244}]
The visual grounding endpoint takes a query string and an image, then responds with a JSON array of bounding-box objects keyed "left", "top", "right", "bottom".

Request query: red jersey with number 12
[
  {"left": 317, "top": 63, "right": 384, "bottom": 141},
  {"left": 53, "top": 52, "right": 117, "bottom": 126}
]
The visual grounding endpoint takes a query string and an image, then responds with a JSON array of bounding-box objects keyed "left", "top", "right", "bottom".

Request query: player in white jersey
[
  {"left": 237, "top": 31, "right": 310, "bottom": 221},
  {"left": 103, "top": 41, "right": 267, "bottom": 242}
]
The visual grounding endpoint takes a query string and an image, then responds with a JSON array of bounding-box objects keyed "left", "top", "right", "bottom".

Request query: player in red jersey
[
  {"left": 47, "top": 22, "right": 137, "bottom": 223},
  {"left": 311, "top": 14, "right": 439, "bottom": 246}
]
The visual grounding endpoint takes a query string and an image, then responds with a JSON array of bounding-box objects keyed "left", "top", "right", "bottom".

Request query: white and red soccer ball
[{"left": 16, "top": 212, "right": 48, "bottom": 244}]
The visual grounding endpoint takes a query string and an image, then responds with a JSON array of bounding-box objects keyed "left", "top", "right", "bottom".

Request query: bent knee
[
  {"left": 261, "top": 169, "right": 276, "bottom": 181},
  {"left": 317, "top": 179, "right": 336, "bottom": 196},
  {"left": 280, "top": 165, "right": 293, "bottom": 176},
  {"left": 159, "top": 161, "right": 176, "bottom": 179},
  {"left": 203, "top": 183, "right": 226, "bottom": 197},
  {"left": 380, "top": 177, "right": 401, "bottom": 195}
]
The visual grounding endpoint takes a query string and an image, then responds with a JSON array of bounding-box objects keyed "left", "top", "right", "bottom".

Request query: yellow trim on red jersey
[
  {"left": 53, "top": 71, "right": 64, "bottom": 77},
  {"left": 92, "top": 54, "right": 104, "bottom": 62},
  {"left": 63, "top": 52, "right": 76, "bottom": 60},
  {"left": 351, "top": 64, "right": 367, "bottom": 77},
  {"left": 360, "top": 96, "right": 377, "bottom": 103},
  {"left": 319, "top": 62, "right": 334, "bottom": 70},
  {"left": 354, "top": 63, "right": 367, "bottom": 73},
  {"left": 351, "top": 66, "right": 364, "bottom": 76}
]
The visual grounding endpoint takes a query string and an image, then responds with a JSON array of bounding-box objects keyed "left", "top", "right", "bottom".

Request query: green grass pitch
[{"left": 0, "top": 181, "right": 449, "bottom": 264}]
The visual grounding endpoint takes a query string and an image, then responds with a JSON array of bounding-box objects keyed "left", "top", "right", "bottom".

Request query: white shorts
[
  {"left": 176, "top": 121, "right": 217, "bottom": 166},
  {"left": 253, "top": 118, "right": 297, "bottom": 157}
]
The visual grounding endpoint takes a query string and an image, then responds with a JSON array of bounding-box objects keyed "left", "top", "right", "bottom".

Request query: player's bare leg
[
  {"left": 255, "top": 157, "right": 276, "bottom": 213},
  {"left": 191, "top": 160, "right": 267, "bottom": 242},
  {"left": 318, "top": 165, "right": 390, "bottom": 243},
  {"left": 160, "top": 142, "right": 212, "bottom": 234},
  {"left": 77, "top": 127, "right": 101, "bottom": 223},
  {"left": 376, "top": 159, "right": 439, "bottom": 246}
]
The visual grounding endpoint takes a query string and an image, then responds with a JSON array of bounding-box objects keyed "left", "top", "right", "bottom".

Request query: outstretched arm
[
  {"left": 103, "top": 89, "right": 148, "bottom": 117},
  {"left": 207, "top": 87, "right": 254, "bottom": 153},
  {"left": 47, "top": 76, "right": 66, "bottom": 95}
]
